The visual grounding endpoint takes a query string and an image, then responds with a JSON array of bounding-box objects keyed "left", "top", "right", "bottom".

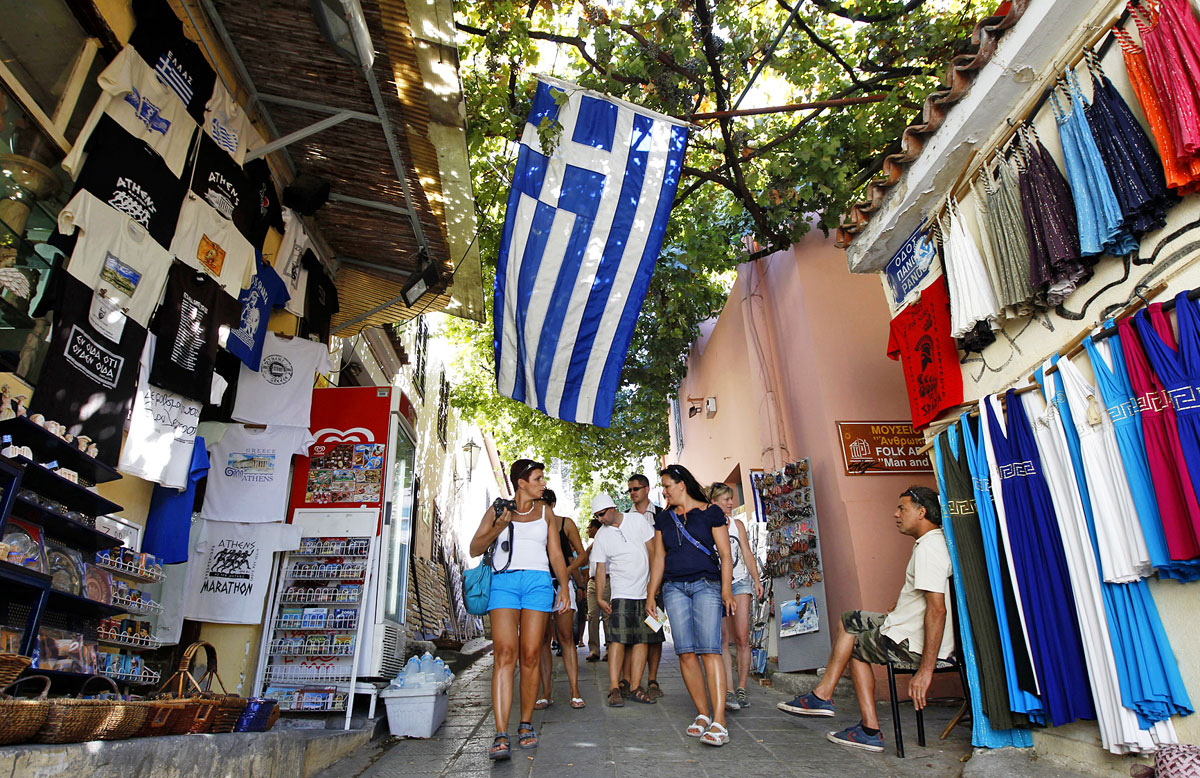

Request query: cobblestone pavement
[{"left": 320, "top": 643, "right": 989, "bottom": 778}]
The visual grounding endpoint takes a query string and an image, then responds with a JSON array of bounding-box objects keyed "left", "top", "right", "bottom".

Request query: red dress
[{"left": 1118, "top": 316, "right": 1200, "bottom": 559}]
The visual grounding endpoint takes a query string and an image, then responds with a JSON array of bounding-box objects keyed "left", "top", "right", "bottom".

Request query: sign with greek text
[
  {"left": 836, "top": 421, "right": 932, "bottom": 476},
  {"left": 884, "top": 226, "right": 936, "bottom": 307}
]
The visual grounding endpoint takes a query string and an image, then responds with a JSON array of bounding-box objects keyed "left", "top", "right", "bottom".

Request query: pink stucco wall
[{"left": 670, "top": 229, "right": 942, "bottom": 697}]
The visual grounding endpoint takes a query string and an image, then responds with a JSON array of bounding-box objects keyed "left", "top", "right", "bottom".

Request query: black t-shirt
[
  {"left": 128, "top": 0, "right": 216, "bottom": 124},
  {"left": 653, "top": 504, "right": 728, "bottom": 583},
  {"left": 243, "top": 158, "right": 284, "bottom": 249},
  {"left": 71, "top": 114, "right": 186, "bottom": 248},
  {"left": 149, "top": 260, "right": 239, "bottom": 402},
  {"left": 29, "top": 273, "right": 147, "bottom": 467},
  {"left": 186, "top": 132, "right": 256, "bottom": 240},
  {"left": 298, "top": 250, "right": 339, "bottom": 343},
  {"left": 199, "top": 348, "right": 241, "bottom": 423}
]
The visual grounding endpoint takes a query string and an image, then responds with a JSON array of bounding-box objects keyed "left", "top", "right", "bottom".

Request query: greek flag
[{"left": 494, "top": 76, "right": 690, "bottom": 427}]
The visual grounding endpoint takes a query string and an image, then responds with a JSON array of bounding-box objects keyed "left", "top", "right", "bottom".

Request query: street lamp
[{"left": 462, "top": 439, "right": 481, "bottom": 484}]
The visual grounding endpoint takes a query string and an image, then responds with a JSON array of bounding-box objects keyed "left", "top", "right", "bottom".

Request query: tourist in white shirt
[{"left": 625, "top": 473, "right": 665, "bottom": 699}]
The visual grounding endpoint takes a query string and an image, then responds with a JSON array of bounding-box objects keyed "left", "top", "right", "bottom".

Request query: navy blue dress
[{"left": 985, "top": 390, "right": 1095, "bottom": 726}]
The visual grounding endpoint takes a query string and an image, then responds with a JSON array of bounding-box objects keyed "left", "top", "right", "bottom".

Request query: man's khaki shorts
[{"left": 841, "top": 610, "right": 921, "bottom": 665}]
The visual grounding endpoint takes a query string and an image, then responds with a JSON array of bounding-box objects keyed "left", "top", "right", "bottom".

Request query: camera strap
[{"left": 487, "top": 523, "right": 515, "bottom": 573}]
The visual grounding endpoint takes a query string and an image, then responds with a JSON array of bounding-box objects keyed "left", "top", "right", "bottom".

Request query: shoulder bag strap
[{"left": 668, "top": 510, "right": 720, "bottom": 565}]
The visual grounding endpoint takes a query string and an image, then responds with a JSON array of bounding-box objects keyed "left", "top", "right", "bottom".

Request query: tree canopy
[{"left": 447, "top": 0, "right": 983, "bottom": 493}]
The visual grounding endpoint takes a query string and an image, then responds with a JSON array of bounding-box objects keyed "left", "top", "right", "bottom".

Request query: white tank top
[
  {"left": 494, "top": 505, "right": 550, "bottom": 572},
  {"left": 728, "top": 516, "right": 749, "bottom": 582}
]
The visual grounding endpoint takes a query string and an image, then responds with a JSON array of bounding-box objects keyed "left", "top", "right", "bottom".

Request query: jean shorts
[
  {"left": 488, "top": 569, "right": 554, "bottom": 612},
  {"left": 662, "top": 579, "right": 723, "bottom": 655},
  {"left": 731, "top": 577, "right": 755, "bottom": 598}
]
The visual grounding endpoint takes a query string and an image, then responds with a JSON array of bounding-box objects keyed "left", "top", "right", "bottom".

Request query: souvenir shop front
[{"left": 841, "top": 0, "right": 1200, "bottom": 769}]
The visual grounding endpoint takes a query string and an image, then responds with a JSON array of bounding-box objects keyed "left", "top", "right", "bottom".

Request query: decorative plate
[
  {"left": 84, "top": 565, "right": 113, "bottom": 604},
  {"left": 47, "top": 548, "right": 83, "bottom": 595},
  {"left": 2, "top": 524, "right": 42, "bottom": 572}
]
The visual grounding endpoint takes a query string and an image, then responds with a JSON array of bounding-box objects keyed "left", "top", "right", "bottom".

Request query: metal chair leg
[
  {"left": 916, "top": 705, "right": 926, "bottom": 747},
  {"left": 887, "top": 663, "right": 904, "bottom": 758}
]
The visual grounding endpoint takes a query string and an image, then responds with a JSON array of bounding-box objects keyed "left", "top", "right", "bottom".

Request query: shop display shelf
[
  {"left": 295, "top": 538, "right": 371, "bottom": 558},
  {"left": 94, "top": 557, "right": 164, "bottom": 584},
  {"left": 273, "top": 618, "right": 357, "bottom": 632},
  {"left": 0, "top": 417, "right": 121, "bottom": 485},
  {"left": 277, "top": 696, "right": 347, "bottom": 712},
  {"left": 102, "top": 667, "right": 161, "bottom": 686},
  {"left": 279, "top": 595, "right": 359, "bottom": 606},
  {"left": 109, "top": 593, "right": 163, "bottom": 616},
  {"left": 98, "top": 632, "right": 161, "bottom": 650},
  {"left": 0, "top": 558, "right": 51, "bottom": 589},
  {"left": 11, "top": 498, "right": 122, "bottom": 552},
  {"left": 285, "top": 565, "right": 367, "bottom": 581},
  {"left": 267, "top": 641, "right": 355, "bottom": 657},
  {"left": 46, "top": 588, "right": 124, "bottom": 618},
  {"left": 7, "top": 456, "right": 122, "bottom": 516},
  {"left": 264, "top": 665, "right": 353, "bottom": 684},
  {"left": 290, "top": 553, "right": 368, "bottom": 560}
]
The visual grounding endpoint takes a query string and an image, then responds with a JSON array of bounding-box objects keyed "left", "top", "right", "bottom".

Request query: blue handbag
[{"left": 464, "top": 523, "right": 513, "bottom": 615}]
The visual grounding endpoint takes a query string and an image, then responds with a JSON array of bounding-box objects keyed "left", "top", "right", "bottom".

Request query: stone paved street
[{"left": 319, "top": 644, "right": 984, "bottom": 778}]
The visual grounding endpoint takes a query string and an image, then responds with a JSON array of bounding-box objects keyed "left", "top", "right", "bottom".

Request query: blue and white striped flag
[{"left": 494, "top": 76, "right": 690, "bottom": 427}]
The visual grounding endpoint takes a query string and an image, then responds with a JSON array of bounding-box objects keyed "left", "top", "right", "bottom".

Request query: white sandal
[
  {"left": 700, "top": 722, "right": 729, "bottom": 747},
  {"left": 686, "top": 714, "right": 712, "bottom": 737}
]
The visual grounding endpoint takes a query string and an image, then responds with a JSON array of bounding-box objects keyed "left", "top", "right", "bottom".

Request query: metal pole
[
  {"left": 689, "top": 94, "right": 887, "bottom": 121},
  {"left": 732, "top": 0, "right": 805, "bottom": 111}
]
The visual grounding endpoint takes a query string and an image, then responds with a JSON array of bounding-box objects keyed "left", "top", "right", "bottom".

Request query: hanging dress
[
  {"left": 1115, "top": 26, "right": 1200, "bottom": 194},
  {"left": 1083, "top": 325, "right": 1200, "bottom": 581},
  {"left": 1082, "top": 49, "right": 1176, "bottom": 239},
  {"left": 1135, "top": 0, "right": 1200, "bottom": 161},
  {"left": 974, "top": 166, "right": 1036, "bottom": 317},
  {"left": 940, "top": 202, "right": 1000, "bottom": 339},
  {"left": 1134, "top": 298, "right": 1200, "bottom": 550},
  {"left": 937, "top": 427, "right": 1022, "bottom": 730},
  {"left": 1051, "top": 76, "right": 1137, "bottom": 258},
  {"left": 966, "top": 409, "right": 1043, "bottom": 720},
  {"left": 984, "top": 391, "right": 1095, "bottom": 727},
  {"left": 1018, "top": 128, "right": 1087, "bottom": 305}
]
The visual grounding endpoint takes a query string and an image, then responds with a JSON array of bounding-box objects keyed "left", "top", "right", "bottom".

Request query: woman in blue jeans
[
  {"left": 469, "top": 459, "right": 571, "bottom": 760},
  {"left": 647, "top": 464, "right": 736, "bottom": 746}
]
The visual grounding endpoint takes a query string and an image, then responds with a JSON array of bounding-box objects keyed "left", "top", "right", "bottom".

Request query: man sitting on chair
[{"left": 777, "top": 485, "right": 953, "bottom": 753}]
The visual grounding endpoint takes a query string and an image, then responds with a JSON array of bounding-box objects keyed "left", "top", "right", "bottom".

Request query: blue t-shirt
[
  {"left": 226, "top": 251, "right": 289, "bottom": 371},
  {"left": 654, "top": 504, "right": 727, "bottom": 582},
  {"left": 143, "top": 436, "right": 209, "bottom": 563}
]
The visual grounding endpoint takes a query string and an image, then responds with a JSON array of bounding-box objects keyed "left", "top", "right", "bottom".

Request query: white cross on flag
[{"left": 494, "top": 76, "right": 690, "bottom": 427}]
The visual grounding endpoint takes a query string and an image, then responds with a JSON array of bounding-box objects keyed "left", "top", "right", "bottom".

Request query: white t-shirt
[
  {"left": 183, "top": 518, "right": 301, "bottom": 623},
  {"left": 64, "top": 46, "right": 196, "bottom": 178},
  {"left": 590, "top": 514, "right": 654, "bottom": 601},
  {"left": 57, "top": 190, "right": 171, "bottom": 327},
  {"left": 203, "top": 80, "right": 258, "bottom": 165},
  {"left": 231, "top": 332, "right": 332, "bottom": 427},
  {"left": 201, "top": 424, "right": 314, "bottom": 523},
  {"left": 275, "top": 209, "right": 310, "bottom": 316},
  {"left": 728, "top": 516, "right": 750, "bottom": 583},
  {"left": 170, "top": 193, "right": 254, "bottom": 295},
  {"left": 881, "top": 528, "right": 955, "bottom": 659},
  {"left": 119, "top": 335, "right": 226, "bottom": 489}
]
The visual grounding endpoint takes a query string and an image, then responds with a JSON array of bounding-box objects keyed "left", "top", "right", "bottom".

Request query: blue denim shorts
[
  {"left": 488, "top": 569, "right": 554, "bottom": 612},
  {"left": 663, "top": 579, "right": 723, "bottom": 655},
  {"left": 731, "top": 577, "right": 755, "bottom": 598}
]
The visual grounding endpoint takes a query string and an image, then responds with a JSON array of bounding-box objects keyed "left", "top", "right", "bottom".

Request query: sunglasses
[
  {"left": 625, "top": 486, "right": 645, "bottom": 494},
  {"left": 592, "top": 510, "right": 608, "bottom": 520},
  {"left": 514, "top": 460, "right": 545, "bottom": 481}
]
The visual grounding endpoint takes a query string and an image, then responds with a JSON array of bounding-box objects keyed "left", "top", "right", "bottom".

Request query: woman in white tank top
[
  {"left": 468, "top": 458, "right": 571, "bottom": 760},
  {"left": 710, "top": 483, "right": 763, "bottom": 713}
]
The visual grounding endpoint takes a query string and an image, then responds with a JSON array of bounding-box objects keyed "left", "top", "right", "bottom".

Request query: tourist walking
[
  {"left": 468, "top": 459, "right": 571, "bottom": 760},
  {"left": 710, "top": 483, "right": 763, "bottom": 712},
  {"left": 648, "top": 464, "right": 736, "bottom": 746},
  {"left": 535, "top": 489, "right": 586, "bottom": 710},
  {"left": 626, "top": 473, "right": 665, "bottom": 699}
]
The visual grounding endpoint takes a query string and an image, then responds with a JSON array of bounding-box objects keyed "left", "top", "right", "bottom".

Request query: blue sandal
[
  {"left": 488, "top": 732, "right": 511, "bottom": 760},
  {"left": 517, "top": 721, "right": 539, "bottom": 749}
]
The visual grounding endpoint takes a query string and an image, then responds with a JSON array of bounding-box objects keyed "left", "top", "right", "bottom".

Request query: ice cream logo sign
[{"left": 309, "top": 427, "right": 377, "bottom": 457}]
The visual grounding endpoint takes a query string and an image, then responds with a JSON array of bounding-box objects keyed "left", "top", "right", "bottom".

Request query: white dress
[{"left": 940, "top": 201, "right": 1001, "bottom": 339}]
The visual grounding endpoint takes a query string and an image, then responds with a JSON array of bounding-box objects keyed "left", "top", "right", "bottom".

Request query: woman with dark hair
[
  {"left": 710, "top": 482, "right": 763, "bottom": 712},
  {"left": 534, "top": 489, "right": 587, "bottom": 710},
  {"left": 469, "top": 459, "right": 572, "bottom": 760},
  {"left": 647, "top": 464, "right": 736, "bottom": 746}
]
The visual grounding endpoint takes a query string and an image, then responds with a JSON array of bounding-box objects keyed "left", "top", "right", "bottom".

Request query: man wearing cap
[
  {"left": 776, "top": 485, "right": 953, "bottom": 754},
  {"left": 590, "top": 492, "right": 660, "bottom": 707}
]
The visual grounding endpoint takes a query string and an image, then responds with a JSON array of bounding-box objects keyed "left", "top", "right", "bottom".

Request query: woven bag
[
  {"left": 192, "top": 642, "right": 247, "bottom": 733},
  {"left": 153, "top": 642, "right": 220, "bottom": 734},
  {"left": 1155, "top": 745, "right": 1200, "bottom": 778},
  {"left": 0, "top": 653, "right": 32, "bottom": 687},
  {"left": 93, "top": 696, "right": 148, "bottom": 741},
  {"left": 0, "top": 675, "right": 51, "bottom": 745},
  {"left": 129, "top": 699, "right": 178, "bottom": 738},
  {"left": 232, "top": 698, "right": 278, "bottom": 733},
  {"left": 32, "top": 676, "right": 119, "bottom": 744}
]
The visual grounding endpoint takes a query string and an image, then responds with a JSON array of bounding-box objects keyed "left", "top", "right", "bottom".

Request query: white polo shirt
[
  {"left": 590, "top": 514, "right": 655, "bottom": 601},
  {"left": 881, "top": 528, "right": 955, "bottom": 659}
]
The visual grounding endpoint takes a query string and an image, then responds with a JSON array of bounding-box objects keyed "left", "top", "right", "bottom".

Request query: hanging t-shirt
[
  {"left": 227, "top": 253, "right": 289, "bottom": 371},
  {"left": 299, "top": 251, "right": 339, "bottom": 343},
  {"left": 63, "top": 46, "right": 196, "bottom": 179},
  {"left": 244, "top": 159, "right": 284, "bottom": 250},
  {"left": 170, "top": 193, "right": 254, "bottom": 293},
  {"left": 120, "top": 336, "right": 226, "bottom": 488},
  {"left": 201, "top": 424, "right": 314, "bottom": 523},
  {"left": 186, "top": 131, "right": 255, "bottom": 239},
  {"left": 70, "top": 114, "right": 185, "bottom": 248},
  {"left": 28, "top": 274, "right": 147, "bottom": 467},
  {"left": 182, "top": 518, "right": 301, "bottom": 623},
  {"left": 149, "top": 261, "right": 239, "bottom": 403},
  {"left": 200, "top": 350, "right": 242, "bottom": 423},
  {"left": 203, "top": 79, "right": 258, "bottom": 165},
  {"left": 142, "top": 436, "right": 209, "bottom": 564},
  {"left": 56, "top": 190, "right": 171, "bottom": 329},
  {"left": 275, "top": 209, "right": 310, "bottom": 316},
  {"left": 232, "top": 332, "right": 332, "bottom": 427},
  {"left": 886, "top": 276, "right": 963, "bottom": 429},
  {"left": 128, "top": 0, "right": 216, "bottom": 124}
]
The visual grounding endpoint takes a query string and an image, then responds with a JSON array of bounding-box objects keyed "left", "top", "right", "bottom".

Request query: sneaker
[
  {"left": 777, "top": 691, "right": 835, "bottom": 717},
  {"left": 725, "top": 689, "right": 741, "bottom": 711},
  {"left": 736, "top": 687, "right": 750, "bottom": 709},
  {"left": 826, "top": 722, "right": 884, "bottom": 753}
]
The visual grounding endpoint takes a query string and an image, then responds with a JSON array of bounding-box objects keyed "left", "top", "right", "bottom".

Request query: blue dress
[
  {"left": 985, "top": 390, "right": 1095, "bottom": 726},
  {"left": 1082, "top": 324, "right": 1200, "bottom": 581}
]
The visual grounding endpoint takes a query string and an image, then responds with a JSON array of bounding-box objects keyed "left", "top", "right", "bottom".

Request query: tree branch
[
  {"left": 455, "top": 20, "right": 647, "bottom": 85},
  {"left": 805, "top": 0, "right": 929, "bottom": 24},
  {"left": 773, "top": 0, "right": 863, "bottom": 88}
]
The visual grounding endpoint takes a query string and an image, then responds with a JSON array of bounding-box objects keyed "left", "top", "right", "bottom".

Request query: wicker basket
[
  {"left": 153, "top": 642, "right": 223, "bottom": 735},
  {"left": 130, "top": 700, "right": 178, "bottom": 738},
  {"left": 0, "top": 675, "right": 51, "bottom": 745},
  {"left": 193, "top": 642, "right": 247, "bottom": 734},
  {"left": 93, "top": 696, "right": 148, "bottom": 741},
  {"left": 32, "top": 676, "right": 119, "bottom": 744},
  {"left": 0, "top": 653, "right": 32, "bottom": 688}
]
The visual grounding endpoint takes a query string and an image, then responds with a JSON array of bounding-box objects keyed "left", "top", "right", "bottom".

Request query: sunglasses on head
[{"left": 516, "top": 460, "right": 544, "bottom": 481}]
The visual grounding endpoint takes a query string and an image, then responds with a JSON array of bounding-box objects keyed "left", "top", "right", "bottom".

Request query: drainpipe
[{"left": 739, "top": 259, "right": 790, "bottom": 472}]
